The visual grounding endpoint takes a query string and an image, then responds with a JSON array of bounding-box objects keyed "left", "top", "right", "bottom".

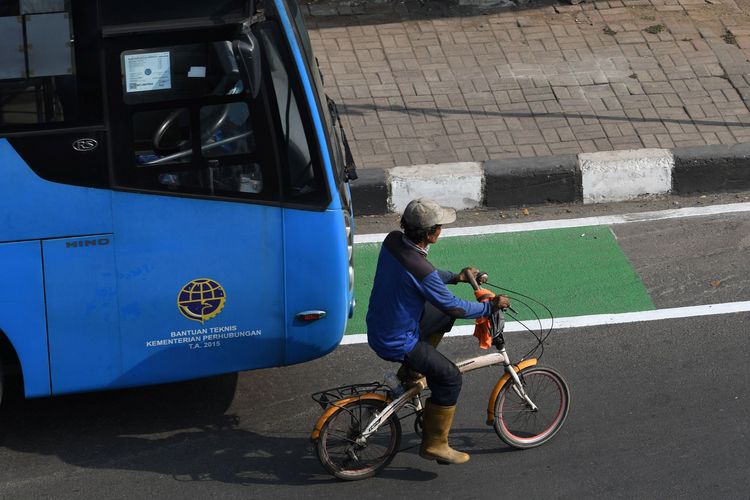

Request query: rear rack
[{"left": 312, "top": 382, "right": 388, "bottom": 409}]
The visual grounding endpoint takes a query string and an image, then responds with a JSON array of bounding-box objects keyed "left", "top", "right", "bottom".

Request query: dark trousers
[{"left": 403, "top": 302, "right": 461, "bottom": 406}]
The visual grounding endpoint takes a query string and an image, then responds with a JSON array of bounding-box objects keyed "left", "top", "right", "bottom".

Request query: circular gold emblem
[{"left": 177, "top": 278, "right": 226, "bottom": 323}]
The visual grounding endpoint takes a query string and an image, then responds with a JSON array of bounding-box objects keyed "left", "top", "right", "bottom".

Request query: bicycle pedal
[{"left": 436, "top": 459, "right": 450, "bottom": 465}]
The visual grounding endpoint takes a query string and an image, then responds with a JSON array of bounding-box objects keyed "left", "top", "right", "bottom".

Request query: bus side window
[
  {"left": 200, "top": 102, "right": 255, "bottom": 159},
  {"left": 156, "top": 163, "right": 264, "bottom": 196},
  {"left": 258, "top": 26, "right": 327, "bottom": 205},
  {"left": 133, "top": 108, "right": 192, "bottom": 165},
  {"left": 132, "top": 102, "right": 265, "bottom": 198},
  {"left": 0, "top": 11, "right": 77, "bottom": 128},
  {"left": 116, "top": 41, "right": 277, "bottom": 202}
]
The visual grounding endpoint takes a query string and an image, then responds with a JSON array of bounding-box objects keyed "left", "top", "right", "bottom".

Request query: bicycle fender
[
  {"left": 485, "top": 358, "right": 538, "bottom": 426},
  {"left": 311, "top": 393, "right": 389, "bottom": 441}
]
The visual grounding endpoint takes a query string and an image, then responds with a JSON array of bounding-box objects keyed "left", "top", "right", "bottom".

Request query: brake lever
[{"left": 472, "top": 271, "right": 515, "bottom": 314}]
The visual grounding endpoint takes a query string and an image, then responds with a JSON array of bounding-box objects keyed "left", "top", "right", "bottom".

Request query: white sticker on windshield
[
  {"left": 187, "top": 66, "right": 206, "bottom": 78},
  {"left": 123, "top": 51, "right": 171, "bottom": 93}
]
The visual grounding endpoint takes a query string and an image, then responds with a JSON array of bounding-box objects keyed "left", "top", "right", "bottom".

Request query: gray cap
[{"left": 402, "top": 198, "right": 457, "bottom": 228}]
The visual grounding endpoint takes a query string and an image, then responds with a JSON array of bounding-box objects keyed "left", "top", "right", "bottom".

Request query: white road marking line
[
  {"left": 354, "top": 202, "right": 750, "bottom": 244},
  {"left": 340, "top": 301, "right": 750, "bottom": 345}
]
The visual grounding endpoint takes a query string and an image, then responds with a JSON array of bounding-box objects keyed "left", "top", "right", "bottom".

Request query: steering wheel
[
  {"left": 146, "top": 128, "right": 253, "bottom": 166},
  {"left": 151, "top": 41, "right": 240, "bottom": 156},
  {"left": 152, "top": 105, "right": 232, "bottom": 156}
]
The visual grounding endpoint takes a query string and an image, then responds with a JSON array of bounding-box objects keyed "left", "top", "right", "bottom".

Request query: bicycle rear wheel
[
  {"left": 315, "top": 398, "right": 401, "bottom": 480},
  {"left": 493, "top": 366, "right": 569, "bottom": 449}
]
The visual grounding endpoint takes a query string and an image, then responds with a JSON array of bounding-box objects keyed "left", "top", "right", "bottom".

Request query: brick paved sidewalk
[{"left": 302, "top": 0, "right": 750, "bottom": 169}]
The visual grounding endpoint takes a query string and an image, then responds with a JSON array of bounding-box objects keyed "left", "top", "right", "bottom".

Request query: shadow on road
[
  {"left": 0, "top": 373, "right": 332, "bottom": 487},
  {"left": 342, "top": 101, "right": 750, "bottom": 129}
]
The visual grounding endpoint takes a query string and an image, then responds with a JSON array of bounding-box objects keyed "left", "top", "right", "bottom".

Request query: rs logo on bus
[{"left": 72, "top": 138, "right": 98, "bottom": 152}]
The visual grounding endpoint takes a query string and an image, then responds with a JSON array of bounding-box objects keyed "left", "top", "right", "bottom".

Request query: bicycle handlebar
[{"left": 466, "top": 271, "right": 481, "bottom": 290}]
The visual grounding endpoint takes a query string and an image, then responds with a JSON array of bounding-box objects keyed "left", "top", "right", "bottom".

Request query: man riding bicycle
[{"left": 366, "top": 198, "right": 510, "bottom": 465}]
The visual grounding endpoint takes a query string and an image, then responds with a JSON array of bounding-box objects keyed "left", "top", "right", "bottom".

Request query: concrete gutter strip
[
  {"left": 672, "top": 143, "right": 750, "bottom": 195},
  {"left": 349, "top": 144, "right": 750, "bottom": 215},
  {"left": 349, "top": 167, "right": 388, "bottom": 216},
  {"left": 483, "top": 155, "right": 579, "bottom": 208}
]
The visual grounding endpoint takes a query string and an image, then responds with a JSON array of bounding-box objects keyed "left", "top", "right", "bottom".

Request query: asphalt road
[{"left": 1, "top": 197, "right": 749, "bottom": 499}]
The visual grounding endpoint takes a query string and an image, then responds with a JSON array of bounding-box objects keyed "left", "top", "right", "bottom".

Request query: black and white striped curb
[{"left": 350, "top": 143, "right": 750, "bottom": 215}]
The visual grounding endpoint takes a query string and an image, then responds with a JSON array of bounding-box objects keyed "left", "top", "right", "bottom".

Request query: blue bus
[{"left": 0, "top": 0, "right": 356, "bottom": 403}]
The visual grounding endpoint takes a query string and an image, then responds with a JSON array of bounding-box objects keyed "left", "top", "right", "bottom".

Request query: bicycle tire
[
  {"left": 315, "top": 398, "right": 401, "bottom": 480},
  {"left": 493, "top": 366, "right": 570, "bottom": 449}
]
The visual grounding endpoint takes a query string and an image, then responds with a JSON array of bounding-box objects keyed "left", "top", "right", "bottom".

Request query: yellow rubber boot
[{"left": 419, "top": 400, "right": 470, "bottom": 464}]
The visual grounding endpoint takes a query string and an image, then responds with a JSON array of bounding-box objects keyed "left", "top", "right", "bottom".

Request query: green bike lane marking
[{"left": 347, "top": 225, "right": 655, "bottom": 335}]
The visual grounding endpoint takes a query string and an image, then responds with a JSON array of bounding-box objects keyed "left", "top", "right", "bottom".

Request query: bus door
[
  {"left": 104, "top": 29, "right": 287, "bottom": 388},
  {"left": 42, "top": 234, "right": 120, "bottom": 394}
]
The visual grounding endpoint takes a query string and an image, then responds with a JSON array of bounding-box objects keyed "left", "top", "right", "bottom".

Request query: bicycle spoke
[{"left": 325, "top": 432, "right": 360, "bottom": 444}]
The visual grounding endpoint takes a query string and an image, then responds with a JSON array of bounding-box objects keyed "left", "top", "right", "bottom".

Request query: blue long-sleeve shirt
[{"left": 366, "top": 231, "right": 491, "bottom": 361}]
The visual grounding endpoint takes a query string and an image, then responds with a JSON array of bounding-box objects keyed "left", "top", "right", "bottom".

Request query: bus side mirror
[{"left": 233, "top": 34, "right": 262, "bottom": 100}]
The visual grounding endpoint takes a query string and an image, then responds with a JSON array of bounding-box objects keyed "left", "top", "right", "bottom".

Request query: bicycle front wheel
[
  {"left": 315, "top": 398, "right": 401, "bottom": 480},
  {"left": 493, "top": 366, "right": 570, "bottom": 449}
]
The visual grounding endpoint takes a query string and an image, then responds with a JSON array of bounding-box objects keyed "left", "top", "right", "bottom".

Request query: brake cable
[{"left": 482, "top": 281, "right": 556, "bottom": 361}]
